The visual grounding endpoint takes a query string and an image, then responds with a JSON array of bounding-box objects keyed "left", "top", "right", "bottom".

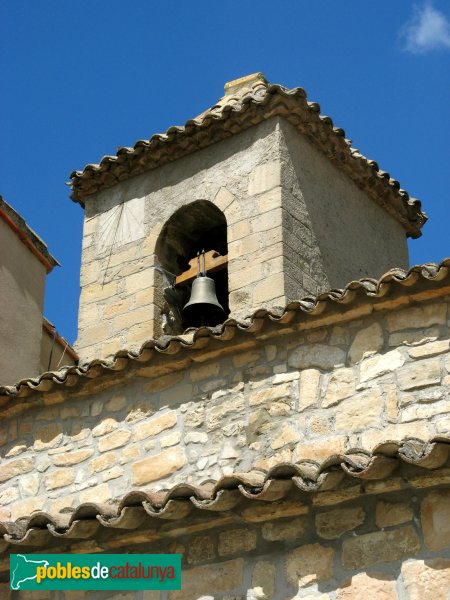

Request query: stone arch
[{"left": 155, "top": 200, "right": 229, "bottom": 331}]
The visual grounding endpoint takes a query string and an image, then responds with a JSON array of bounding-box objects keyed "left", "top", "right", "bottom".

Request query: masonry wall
[
  {"left": 3, "top": 485, "right": 450, "bottom": 599},
  {"left": 76, "top": 118, "right": 287, "bottom": 362},
  {"left": 1, "top": 296, "right": 450, "bottom": 523},
  {"left": 0, "top": 218, "right": 47, "bottom": 385},
  {"left": 76, "top": 116, "right": 410, "bottom": 364}
]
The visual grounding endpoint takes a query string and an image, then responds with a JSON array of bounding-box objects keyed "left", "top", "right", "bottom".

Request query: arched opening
[{"left": 155, "top": 200, "right": 228, "bottom": 332}]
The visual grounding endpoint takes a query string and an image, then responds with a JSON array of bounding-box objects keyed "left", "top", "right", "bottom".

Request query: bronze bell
[{"left": 183, "top": 251, "right": 224, "bottom": 327}]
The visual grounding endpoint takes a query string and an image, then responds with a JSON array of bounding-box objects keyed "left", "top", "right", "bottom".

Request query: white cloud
[{"left": 401, "top": 3, "right": 450, "bottom": 53}]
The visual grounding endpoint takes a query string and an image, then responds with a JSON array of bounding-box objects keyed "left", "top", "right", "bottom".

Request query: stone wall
[
  {"left": 280, "top": 120, "right": 409, "bottom": 290},
  {"left": 1, "top": 297, "right": 449, "bottom": 522},
  {"left": 2, "top": 484, "right": 450, "bottom": 599},
  {"left": 76, "top": 118, "right": 287, "bottom": 362},
  {"left": 75, "top": 116, "right": 409, "bottom": 364}
]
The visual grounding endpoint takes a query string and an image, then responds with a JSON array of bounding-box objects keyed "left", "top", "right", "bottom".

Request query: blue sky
[{"left": 1, "top": 1, "right": 449, "bottom": 345}]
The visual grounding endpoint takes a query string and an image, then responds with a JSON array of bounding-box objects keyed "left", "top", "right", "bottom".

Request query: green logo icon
[{"left": 10, "top": 554, "right": 182, "bottom": 591}]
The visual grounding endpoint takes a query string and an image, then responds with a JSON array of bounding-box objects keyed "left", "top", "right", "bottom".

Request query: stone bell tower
[{"left": 71, "top": 73, "right": 425, "bottom": 364}]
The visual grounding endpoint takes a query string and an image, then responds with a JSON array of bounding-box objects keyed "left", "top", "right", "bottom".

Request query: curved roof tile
[
  {"left": 1, "top": 436, "right": 449, "bottom": 548},
  {"left": 1, "top": 258, "right": 449, "bottom": 400}
]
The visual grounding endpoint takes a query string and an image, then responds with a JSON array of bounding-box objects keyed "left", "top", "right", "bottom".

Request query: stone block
[
  {"left": 187, "top": 535, "right": 215, "bottom": 564},
  {"left": 348, "top": 322, "right": 384, "bottom": 364},
  {"left": 214, "top": 187, "right": 235, "bottom": 212},
  {"left": 284, "top": 543, "right": 334, "bottom": 587},
  {"left": 295, "top": 436, "right": 347, "bottom": 462},
  {"left": 76, "top": 321, "right": 111, "bottom": 349},
  {"left": 184, "top": 431, "right": 208, "bottom": 444},
  {"left": 316, "top": 506, "right": 365, "bottom": 539},
  {"left": 50, "top": 495, "right": 75, "bottom": 514},
  {"left": 337, "top": 571, "right": 397, "bottom": 600},
  {"left": 298, "top": 368, "right": 321, "bottom": 411},
  {"left": 400, "top": 400, "right": 449, "bottom": 423},
  {"left": 232, "top": 351, "right": 263, "bottom": 369},
  {"left": 257, "top": 187, "right": 282, "bottom": 214},
  {"left": 249, "top": 384, "right": 291, "bottom": 406},
  {"left": 20, "top": 473, "right": 40, "bottom": 497},
  {"left": 361, "top": 421, "right": 432, "bottom": 449},
  {"left": 401, "top": 558, "right": 450, "bottom": 600},
  {"left": 44, "top": 468, "right": 75, "bottom": 491},
  {"left": 271, "top": 424, "right": 301, "bottom": 450},
  {"left": 240, "top": 500, "right": 308, "bottom": 523},
  {"left": 52, "top": 449, "right": 94, "bottom": 467},
  {"left": 190, "top": 363, "right": 220, "bottom": 382},
  {"left": 92, "top": 418, "right": 119, "bottom": 437},
  {"left": 98, "top": 429, "right": 131, "bottom": 452},
  {"left": 248, "top": 161, "right": 281, "bottom": 196},
  {"left": 10, "top": 496, "right": 46, "bottom": 521},
  {"left": 421, "top": 489, "right": 450, "bottom": 551},
  {"left": 397, "top": 358, "right": 442, "bottom": 390},
  {"left": 34, "top": 424, "right": 63, "bottom": 451},
  {"left": 120, "top": 445, "right": 141, "bottom": 464},
  {"left": 160, "top": 431, "right": 181, "bottom": 448},
  {"left": 386, "top": 303, "right": 446, "bottom": 331},
  {"left": 307, "top": 414, "right": 333, "bottom": 436},
  {"left": 0, "top": 457, "right": 33, "bottom": 483},
  {"left": 142, "top": 371, "right": 184, "bottom": 391},
  {"left": 407, "top": 339, "right": 449, "bottom": 358},
  {"left": 252, "top": 272, "right": 285, "bottom": 305},
  {"left": 388, "top": 327, "right": 441, "bottom": 347},
  {"left": 335, "top": 388, "right": 383, "bottom": 432},
  {"left": 91, "top": 452, "right": 116, "bottom": 473},
  {"left": 113, "top": 306, "right": 153, "bottom": 332},
  {"left": 229, "top": 219, "right": 252, "bottom": 242},
  {"left": 252, "top": 561, "right": 276, "bottom": 600},
  {"left": 79, "top": 483, "right": 111, "bottom": 504},
  {"left": 341, "top": 526, "right": 420, "bottom": 569},
  {"left": 289, "top": 344, "right": 346, "bottom": 370},
  {"left": 0, "top": 487, "right": 19, "bottom": 505},
  {"left": 132, "top": 447, "right": 186, "bottom": 485},
  {"left": 5, "top": 443, "right": 27, "bottom": 458},
  {"left": 103, "top": 298, "right": 132, "bottom": 319},
  {"left": 359, "top": 349, "right": 405, "bottom": 382},
  {"left": 134, "top": 411, "right": 177, "bottom": 441},
  {"left": 218, "top": 528, "right": 257, "bottom": 556},
  {"left": 103, "top": 466, "right": 123, "bottom": 482},
  {"left": 168, "top": 559, "right": 243, "bottom": 600},
  {"left": 124, "top": 270, "right": 154, "bottom": 295},
  {"left": 184, "top": 404, "right": 205, "bottom": 428},
  {"left": 375, "top": 500, "right": 413, "bottom": 528},
  {"left": 262, "top": 516, "right": 307, "bottom": 541},
  {"left": 322, "top": 368, "right": 355, "bottom": 407},
  {"left": 206, "top": 394, "right": 245, "bottom": 431}
]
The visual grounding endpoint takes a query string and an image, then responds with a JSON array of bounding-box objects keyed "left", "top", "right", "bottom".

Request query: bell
[{"left": 183, "top": 275, "right": 224, "bottom": 327}]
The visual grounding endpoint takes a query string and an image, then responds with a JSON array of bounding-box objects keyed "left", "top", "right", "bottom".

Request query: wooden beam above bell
[{"left": 175, "top": 250, "right": 228, "bottom": 286}]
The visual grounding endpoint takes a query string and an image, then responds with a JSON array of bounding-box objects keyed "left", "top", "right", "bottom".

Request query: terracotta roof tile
[
  {"left": 1, "top": 258, "right": 449, "bottom": 401},
  {"left": 69, "top": 73, "right": 426, "bottom": 238},
  {"left": 0, "top": 196, "right": 59, "bottom": 272},
  {"left": 1, "top": 436, "right": 449, "bottom": 549}
]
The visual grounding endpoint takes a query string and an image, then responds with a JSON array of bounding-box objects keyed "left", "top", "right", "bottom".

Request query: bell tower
[{"left": 72, "top": 73, "right": 424, "bottom": 364}]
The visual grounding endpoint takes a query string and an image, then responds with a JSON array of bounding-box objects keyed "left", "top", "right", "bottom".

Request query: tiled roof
[
  {"left": 69, "top": 73, "right": 426, "bottom": 238},
  {"left": 42, "top": 318, "right": 79, "bottom": 363},
  {"left": 1, "top": 436, "right": 449, "bottom": 549},
  {"left": 0, "top": 196, "right": 59, "bottom": 273},
  {"left": 1, "top": 258, "right": 449, "bottom": 401}
]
